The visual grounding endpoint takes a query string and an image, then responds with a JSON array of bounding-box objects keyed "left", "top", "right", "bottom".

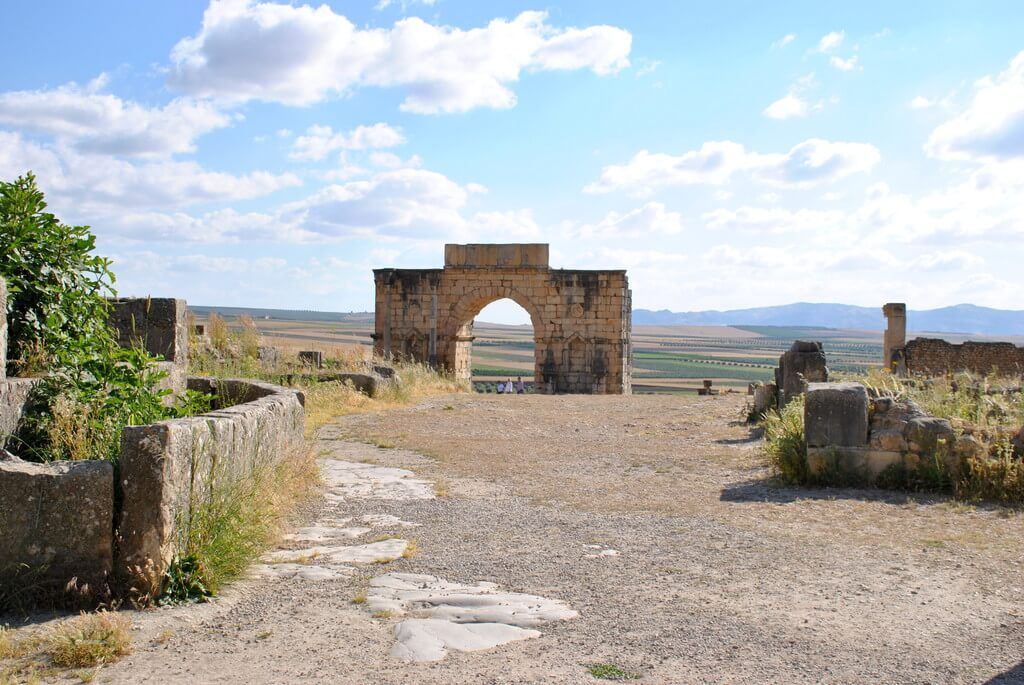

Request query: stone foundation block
[
  {"left": 805, "top": 382, "right": 869, "bottom": 448},
  {"left": 0, "top": 457, "right": 113, "bottom": 589}
]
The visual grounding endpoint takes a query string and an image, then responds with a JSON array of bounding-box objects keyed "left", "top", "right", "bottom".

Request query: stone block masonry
[
  {"left": 109, "top": 297, "right": 189, "bottom": 398},
  {"left": 882, "top": 302, "right": 1024, "bottom": 376},
  {"left": 0, "top": 458, "right": 114, "bottom": 595},
  {"left": 0, "top": 278, "right": 6, "bottom": 380},
  {"left": 373, "top": 244, "right": 632, "bottom": 394},
  {"left": 904, "top": 338, "right": 1024, "bottom": 376},
  {"left": 117, "top": 378, "right": 305, "bottom": 598}
]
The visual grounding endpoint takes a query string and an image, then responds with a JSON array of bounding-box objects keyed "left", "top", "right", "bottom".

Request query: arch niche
[
  {"left": 372, "top": 243, "right": 632, "bottom": 395},
  {"left": 446, "top": 287, "right": 546, "bottom": 387}
]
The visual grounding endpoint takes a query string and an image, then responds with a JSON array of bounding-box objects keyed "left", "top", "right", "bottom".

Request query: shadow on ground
[
  {"left": 985, "top": 661, "right": 1024, "bottom": 684},
  {"left": 719, "top": 478, "right": 951, "bottom": 507}
]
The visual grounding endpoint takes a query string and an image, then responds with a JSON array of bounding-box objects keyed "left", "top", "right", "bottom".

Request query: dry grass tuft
[
  {"left": 43, "top": 612, "right": 132, "bottom": 668},
  {"left": 401, "top": 539, "right": 418, "bottom": 559}
]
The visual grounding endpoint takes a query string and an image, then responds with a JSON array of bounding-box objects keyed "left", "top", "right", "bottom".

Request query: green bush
[
  {"left": 1, "top": 173, "right": 116, "bottom": 375},
  {"left": 1, "top": 173, "right": 205, "bottom": 463}
]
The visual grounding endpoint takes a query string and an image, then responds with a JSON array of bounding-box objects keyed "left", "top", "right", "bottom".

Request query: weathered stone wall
[
  {"left": 1, "top": 378, "right": 40, "bottom": 447},
  {"left": 109, "top": 297, "right": 189, "bottom": 397},
  {"left": 0, "top": 458, "right": 114, "bottom": 595},
  {"left": 0, "top": 278, "right": 42, "bottom": 448},
  {"left": 373, "top": 244, "right": 632, "bottom": 394},
  {"left": 903, "top": 338, "right": 1024, "bottom": 376},
  {"left": 775, "top": 340, "right": 829, "bottom": 407},
  {"left": 0, "top": 278, "right": 6, "bottom": 380},
  {"left": 116, "top": 377, "right": 305, "bottom": 598},
  {"left": 804, "top": 382, "right": 999, "bottom": 482}
]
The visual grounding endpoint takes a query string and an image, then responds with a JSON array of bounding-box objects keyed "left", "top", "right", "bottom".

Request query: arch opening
[{"left": 453, "top": 296, "right": 539, "bottom": 394}]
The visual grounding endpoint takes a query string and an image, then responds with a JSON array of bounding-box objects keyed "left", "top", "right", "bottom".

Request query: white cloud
[
  {"left": 817, "top": 31, "right": 844, "bottom": 52},
  {"left": 829, "top": 55, "right": 858, "bottom": 71},
  {"left": 910, "top": 95, "right": 934, "bottom": 109},
  {"left": 772, "top": 34, "right": 796, "bottom": 49},
  {"left": 290, "top": 123, "right": 405, "bottom": 161},
  {"left": 0, "top": 131, "right": 300, "bottom": 217},
  {"left": 585, "top": 138, "right": 880, "bottom": 194},
  {"left": 286, "top": 168, "right": 469, "bottom": 237},
  {"left": 763, "top": 93, "right": 808, "bottom": 119},
  {"left": 375, "top": 0, "right": 436, "bottom": 10},
  {"left": 169, "top": 3, "right": 631, "bottom": 113},
  {"left": 572, "top": 202, "right": 683, "bottom": 239},
  {"left": 368, "top": 151, "right": 422, "bottom": 169},
  {"left": 702, "top": 206, "right": 844, "bottom": 234},
  {"left": 925, "top": 50, "right": 1024, "bottom": 161},
  {"left": 635, "top": 58, "right": 661, "bottom": 77},
  {"left": 0, "top": 80, "right": 231, "bottom": 157}
]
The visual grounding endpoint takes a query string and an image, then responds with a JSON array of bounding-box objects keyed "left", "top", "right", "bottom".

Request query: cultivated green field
[
  {"left": 208, "top": 310, "right": 894, "bottom": 394},
  {"left": 196, "top": 307, "right": 1024, "bottom": 393}
]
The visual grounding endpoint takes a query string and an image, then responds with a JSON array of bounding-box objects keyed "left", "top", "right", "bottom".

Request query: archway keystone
[{"left": 373, "top": 243, "right": 632, "bottom": 394}]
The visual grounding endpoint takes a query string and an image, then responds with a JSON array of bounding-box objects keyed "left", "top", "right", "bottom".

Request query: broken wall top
[{"left": 444, "top": 243, "right": 549, "bottom": 269}]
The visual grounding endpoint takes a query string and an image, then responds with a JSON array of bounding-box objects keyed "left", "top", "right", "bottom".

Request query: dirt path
[{"left": 87, "top": 394, "right": 1024, "bottom": 683}]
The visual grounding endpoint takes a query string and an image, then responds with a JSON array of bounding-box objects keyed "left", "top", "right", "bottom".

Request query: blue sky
[{"left": 2, "top": 1, "right": 1023, "bottom": 324}]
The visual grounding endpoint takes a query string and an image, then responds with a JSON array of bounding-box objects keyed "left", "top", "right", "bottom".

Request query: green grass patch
[{"left": 587, "top": 663, "right": 642, "bottom": 680}]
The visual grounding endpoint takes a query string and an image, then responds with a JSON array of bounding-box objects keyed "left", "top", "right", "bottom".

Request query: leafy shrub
[
  {"left": 1, "top": 173, "right": 207, "bottom": 463},
  {"left": 0, "top": 173, "right": 116, "bottom": 376},
  {"left": 761, "top": 397, "right": 809, "bottom": 484}
]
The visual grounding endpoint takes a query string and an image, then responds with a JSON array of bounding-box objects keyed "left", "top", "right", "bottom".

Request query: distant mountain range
[
  {"left": 633, "top": 303, "right": 1024, "bottom": 336},
  {"left": 190, "top": 302, "right": 1024, "bottom": 337},
  {"left": 190, "top": 305, "right": 374, "bottom": 323}
]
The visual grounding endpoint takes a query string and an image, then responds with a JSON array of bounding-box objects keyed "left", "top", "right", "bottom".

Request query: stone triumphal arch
[{"left": 373, "top": 244, "right": 632, "bottom": 394}]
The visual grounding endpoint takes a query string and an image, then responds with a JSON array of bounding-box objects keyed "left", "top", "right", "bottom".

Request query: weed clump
[
  {"left": 761, "top": 396, "right": 808, "bottom": 484},
  {"left": 587, "top": 663, "right": 641, "bottom": 680},
  {"left": 44, "top": 613, "right": 132, "bottom": 668}
]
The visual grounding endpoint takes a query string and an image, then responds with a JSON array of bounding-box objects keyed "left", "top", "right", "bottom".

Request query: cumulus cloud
[
  {"left": 572, "top": 202, "right": 683, "bottom": 239},
  {"left": 817, "top": 31, "right": 844, "bottom": 52},
  {"left": 829, "top": 55, "right": 858, "bottom": 71},
  {"left": 585, "top": 138, "right": 880, "bottom": 194},
  {"left": 772, "top": 33, "right": 796, "bottom": 49},
  {"left": 289, "top": 123, "right": 404, "bottom": 161},
  {"left": 0, "top": 80, "right": 231, "bottom": 157},
  {"left": 169, "top": 3, "right": 631, "bottom": 113},
  {"left": 0, "top": 131, "right": 300, "bottom": 217},
  {"left": 285, "top": 168, "right": 469, "bottom": 237},
  {"left": 763, "top": 93, "right": 809, "bottom": 119},
  {"left": 925, "top": 50, "right": 1024, "bottom": 161},
  {"left": 910, "top": 95, "right": 934, "bottom": 109},
  {"left": 702, "top": 206, "right": 844, "bottom": 234}
]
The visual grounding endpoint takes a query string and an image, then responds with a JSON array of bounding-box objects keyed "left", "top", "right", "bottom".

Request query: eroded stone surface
[
  {"left": 320, "top": 460, "right": 435, "bottom": 500},
  {"left": 366, "top": 572, "right": 578, "bottom": 662},
  {"left": 283, "top": 525, "right": 372, "bottom": 542},
  {"left": 267, "top": 539, "right": 408, "bottom": 565},
  {"left": 251, "top": 563, "right": 353, "bottom": 581},
  {"left": 390, "top": 619, "right": 540, "bottom": 662}
]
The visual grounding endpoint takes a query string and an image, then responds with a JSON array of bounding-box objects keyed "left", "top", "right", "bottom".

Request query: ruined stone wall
[
  {"left": 373, "top": 244, "right": 632, "bottom": 394},
  {"left": 0, "top": 278, "right": 41, "bottom": 448},
  {"left": 117, "top": 378, "right": 305, "bottom": 598},
  {"left": 803, "top": 382, "right": 1014, "bottom": 484},
  {"left": 0, "top": 459, "right": 114, "bottom": 597},
  {"left": 904, "top": 338, "right": 1024, "bottom": 376},
  {"left": 109, "top": 297, "right": 189, "bottom": 397}
]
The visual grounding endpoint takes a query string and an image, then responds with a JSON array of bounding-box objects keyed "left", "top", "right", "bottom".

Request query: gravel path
[{"left": 92, "top": 393, "right": 1023, "bottom": 684}]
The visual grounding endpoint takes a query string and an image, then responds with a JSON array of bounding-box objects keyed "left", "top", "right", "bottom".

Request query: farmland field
[{"left": 192, "top": 307, "right": 1023, "bottom": 394}]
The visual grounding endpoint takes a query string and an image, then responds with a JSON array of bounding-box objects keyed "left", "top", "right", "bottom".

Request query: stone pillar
[{"left": 882, "top": 303, "right": 906, "bottom": 373}]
